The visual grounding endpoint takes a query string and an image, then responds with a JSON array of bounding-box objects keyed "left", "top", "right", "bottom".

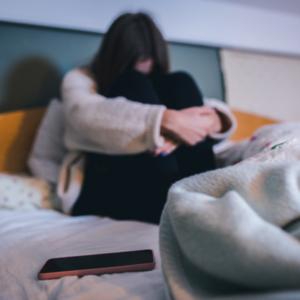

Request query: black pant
[{"left": 72, "top": 70, "right": 215, "bottom": 224}]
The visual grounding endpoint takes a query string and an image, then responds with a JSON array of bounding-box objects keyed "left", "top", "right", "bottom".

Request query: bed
[
  {"left": 1, "top": 20, "right": 288, "bottom": 300},
  {"left": 0, "top": 210, "right": 164, "bottom": 300},
  {"left": 2, "top": 107, "right": 300, "bottom": 300},
  {"left": 0, "top": 103, "right": 167, "bottom": 299},
  {"left": 0, "top": 105, "right": 279, "bottom": 300}
]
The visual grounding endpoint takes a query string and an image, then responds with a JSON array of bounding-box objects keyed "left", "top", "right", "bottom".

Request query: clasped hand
[{"left": 154, "top": 106, "right": 221, "bottom": 156}]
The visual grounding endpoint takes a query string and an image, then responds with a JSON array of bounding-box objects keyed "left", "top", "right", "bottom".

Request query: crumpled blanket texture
[{"left": 160, "top": 162, "right": 300, "bottom": 300}]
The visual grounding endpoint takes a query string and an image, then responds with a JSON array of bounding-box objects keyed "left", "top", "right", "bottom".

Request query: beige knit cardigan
[{"left": 62, "top": 69, "right": 166, "bottom": 154}]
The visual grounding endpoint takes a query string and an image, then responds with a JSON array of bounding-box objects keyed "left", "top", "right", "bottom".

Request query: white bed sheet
[{"left": 0, "top": 210, "right": 165, "bottom": 300}]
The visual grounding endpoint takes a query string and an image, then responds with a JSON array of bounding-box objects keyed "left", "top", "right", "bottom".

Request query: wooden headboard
[
  {"left": 0, "top": 107, "right": 278, "bottom": 174},
  {"left": 230, "top": 109, "right": 277, "bottom": 141},
  {"left": 0, "top": 107, "right": 46, "bottom": 173}
]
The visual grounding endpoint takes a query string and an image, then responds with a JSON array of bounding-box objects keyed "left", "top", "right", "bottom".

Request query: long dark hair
[{"left": 89, "top": 12, "right": 170, "bottom": 96}]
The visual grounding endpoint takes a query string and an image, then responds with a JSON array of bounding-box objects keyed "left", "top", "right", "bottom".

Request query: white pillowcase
[
  {"left": 0, "top": 173, "right": 57, "bottom": 210},
  {"left": 238, "top": 138, "right": 300, "bottom": 166},
  {"left": 216, "top": 122, "right": 300, "bottom": 167},
  {"left": 242, "top": 122, "right": 300, "bottom": 160},
  {"left": 27, "top": 99, "right": 67, "bottom": 184}
]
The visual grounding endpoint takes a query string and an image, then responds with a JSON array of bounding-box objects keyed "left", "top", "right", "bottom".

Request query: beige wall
[{"left": 221, "top": 49, "right": 300, "bottom": 122}]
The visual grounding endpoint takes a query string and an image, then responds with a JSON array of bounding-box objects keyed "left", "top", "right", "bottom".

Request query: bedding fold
[
  {"left": 0, "top": 210, "right": 164, "bottom": 300},
  {"left": 160, "top": 162, "right": 300, "bottom": 300}
]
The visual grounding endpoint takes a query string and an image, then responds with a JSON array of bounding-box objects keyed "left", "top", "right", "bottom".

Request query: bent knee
[
  {"left": 110, "top": 69, "right": 150, "bottom": 93},
  {"left": 118, "top": 69, "right": 148, "bottom": 82},
  {"left": 168, "top": 71, "right": 197, "bottom": 87}
]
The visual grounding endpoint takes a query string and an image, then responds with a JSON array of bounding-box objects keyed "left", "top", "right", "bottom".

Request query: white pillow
[
  {"left": 242, "top": 122, "right": 300, "bottom": 160},
  {"left": 238, "top": 138, "right": 300, "bottom": 166},
  {"left": 27, "top": 99, "right": 67, "bottom": 183},
  {"left": 216, "top": 122, "right": 300, "bottom": 167},
  {"left": 0, "top": 173, "right": 57, "bottom": 210}
]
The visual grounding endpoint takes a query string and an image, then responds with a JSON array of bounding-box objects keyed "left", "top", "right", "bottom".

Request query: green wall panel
[
  {"left": 0, "top": 21, "right": 224, "bottom": 113},
  {"left": 169, "top": 43, "right": 224, "bottom": 101}
]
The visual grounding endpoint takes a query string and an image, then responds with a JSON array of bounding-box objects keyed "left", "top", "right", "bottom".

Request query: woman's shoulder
[{"left": 62, "top": 68, "right": 97, "bottom": 92}]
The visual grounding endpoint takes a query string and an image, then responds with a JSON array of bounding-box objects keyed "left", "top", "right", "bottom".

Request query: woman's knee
[
  {"left": 121, "top": 69, "right": 149, "bottom": 82},
  {"left": 168, "top": 71, "right": 197, "bottom": 87},
  {"left": 110, "top": 70, "right": 148, "bottom": 92},
  {"left": 108, "top": 69, "right": 161, "bottom": 104},
  {"left": 162, "top": 71, "right": 204, "bottom": 108}
]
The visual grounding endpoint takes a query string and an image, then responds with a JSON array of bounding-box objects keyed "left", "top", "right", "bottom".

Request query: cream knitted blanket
[{"left": 160, "top": 162, "right": 300, "bottom": 300}]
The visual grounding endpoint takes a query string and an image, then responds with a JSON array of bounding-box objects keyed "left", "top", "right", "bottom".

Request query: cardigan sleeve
[
  {"left": 61, "top": 69, "right": 166, "bottom": 154},
  {"left": 204, "top": 98, "right": 237, "bottom": 143}
]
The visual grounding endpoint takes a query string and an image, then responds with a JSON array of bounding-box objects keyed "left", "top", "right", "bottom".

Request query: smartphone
[{"left": 38, "top": 249, "right": 155, "bottom": 280}]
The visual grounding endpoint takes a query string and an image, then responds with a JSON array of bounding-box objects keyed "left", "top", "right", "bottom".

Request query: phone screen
[{"left": 40, "top": 250, "right": 154, "bottom": 273}]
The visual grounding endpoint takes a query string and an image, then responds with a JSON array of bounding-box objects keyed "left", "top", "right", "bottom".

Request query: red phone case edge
[{"left": 38, "top": 249, "right": 155, "bottom": 280}]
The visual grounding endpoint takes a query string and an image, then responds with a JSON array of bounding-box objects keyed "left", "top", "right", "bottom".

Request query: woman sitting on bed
[{"left": 61, "top": 12, "right": 236, "bottom": 223}]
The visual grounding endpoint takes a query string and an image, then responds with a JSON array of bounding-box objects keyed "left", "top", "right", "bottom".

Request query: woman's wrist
[
  {"left": 215, "top": 110, "right": 231, "bottom": 133},
  {"left": 160, "top": 109, "right": 180, "bottom": 136}
]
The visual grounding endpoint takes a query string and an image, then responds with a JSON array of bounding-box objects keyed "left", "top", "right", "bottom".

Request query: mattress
[{"left": 0, "top": 210, "right": 165, "bottom": 300}]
